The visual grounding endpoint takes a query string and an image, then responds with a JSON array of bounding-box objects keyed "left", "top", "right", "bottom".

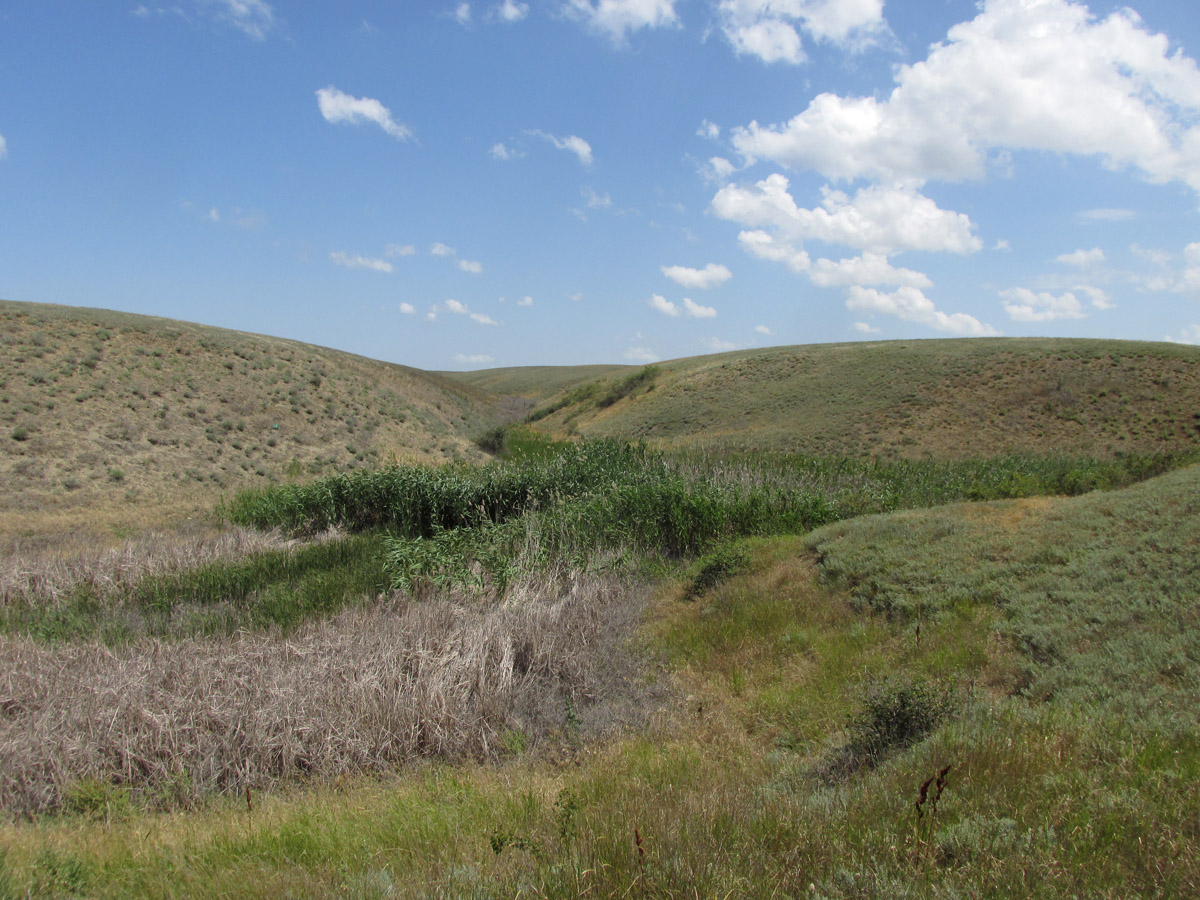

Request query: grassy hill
[
  {"left": 518, "top": 338, "right": 1200, "bottom": 459},
  {"left": 0, "top": 300, "right": 502, "bottom": 543}
]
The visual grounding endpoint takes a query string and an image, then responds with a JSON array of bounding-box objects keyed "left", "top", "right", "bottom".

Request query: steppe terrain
[{"left": 1, "top": 298, "right": 1198, "bottom": 899}]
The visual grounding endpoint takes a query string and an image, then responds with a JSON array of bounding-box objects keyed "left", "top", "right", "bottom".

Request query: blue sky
[{"left": 1, "top": 0, "right": 1199, "bottom": 369}]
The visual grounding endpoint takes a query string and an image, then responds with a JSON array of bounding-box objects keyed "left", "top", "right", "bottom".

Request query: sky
[{"left": 1, "top": 0, "right": 1199, "bottom": 370}]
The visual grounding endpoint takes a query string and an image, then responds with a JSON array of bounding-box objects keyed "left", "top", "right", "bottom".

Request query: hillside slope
[
  {"left": 522, "top": 338, "right": 1200, "bottom": 459},
  {"left": 0, "top": 300, "right": 501, "bottom": 540}
]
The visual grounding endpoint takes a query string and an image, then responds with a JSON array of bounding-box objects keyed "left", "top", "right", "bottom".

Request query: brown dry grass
[
  {"left": 0, "top": 526, "right": 290, "bottom": 608},
  {"left": 0, "top": 568, "right": 654, "bottom": 815}
]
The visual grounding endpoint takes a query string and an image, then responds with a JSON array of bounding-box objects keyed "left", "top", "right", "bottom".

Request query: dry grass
[
  {"left": 0, "top": 568, "right": 653, "bottom": 815},
  {"left": 0, "top": 299, "right": 503, "bottom": 541},
  {"left": 0, "top": 526, "right": 290, "bottom": 609}
]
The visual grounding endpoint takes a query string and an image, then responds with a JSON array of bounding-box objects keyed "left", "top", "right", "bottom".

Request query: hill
[
  {"left": 0, "top": 300, "right": 502, "bottom": 543},
  {"left": 517, "top": 338, "right": 1200, "bottom": 459}
]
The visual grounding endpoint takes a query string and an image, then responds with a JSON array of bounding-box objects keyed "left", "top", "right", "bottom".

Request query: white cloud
[
  {"left": 1000, "top": 287, "right": 1089, "bottom": 322},
  {"left": 208, "top": 207, "right": 220, "bottom": 222},
  {"left": 730, "top": 0, "right": 1200, "bottom": 192},
  {"left": 1056, "top": 247, "right": 1106, "bottom": 267},
  {"left": 494, "top": 0, "right": 528, "bottom": 21},
  {"left": 648, "top": 294, "right": 716, "bottom": 318},
  {"left": 848, "top": 285, "right": 998, "bottom": 336},
  {"left": 1077, "top": 285, "right": 1114, "bottom": 310},
  {"left": 441, "top": 298, "right": 499, "bottom": 325},
  {"left": 683, "top": 298, "right": 717, "bottom": 318},
  {"left": 1134, "top": 241, "right": 1200, "bottom": 293},
  {"left": 387, "top": 243, "right": 416, "bottom": 257},
  {"left": 717, "top": 0, "right": 886, "bottom": 64},
  {"left": 1078, "top": 208, "right": 1137, "bottom": 223},
  {"left": 1166, "top": 324, "right": 1200, "bottom": 344},
  {"left": 755, "top": 324, "right": 773, "bottom": 335},
  {"left": 853, "top": 321, "right": 881, "bottom": 334},
  {"left": 705, "top": 337, "right": 738, "bottom": 352},
  {"left": 698, "top": 120, "right": 721, "bottom": 140},
  {"left": 649, "top": 294, "right": 681, "bottom": 317},
  {"left": 399, "top": 302, "right": 416, "bottom": 314},
  {"left": 583, "top": 187, "right": 612, "bottom": 209},
  {"left": 518, "top": 296, "right": 534, "bottom": 307},
  {"left": 566, "top": 0, "right": 678, "bottom": 44},
  {"left": 698, "top": 156, "right": 737, "bottom": 184},
  {"left": 0, "top": 134, "right": 6, "bottom": 160},
  {"left": 809, "top": 252, "right": 932, "bottom": 288},
  {"left": 713, "top": 175, "right": 980, "bottom": 254},
  {"left": 531, "top": 130, "right": 594, "bottom": 167},
  {"left": 624, "top": 346, "right": 661, "bottom": 362},
  {"left": 206, "top": 0, "right": 275, "bottom": 39},
  {"left": 316, "top": 86, "right": 411, "bottom": 141},
  {"left": 455, "top": 2, "right": 472, "bottom": 25},
  {"left": 430, "top": 242, "right": 455, "bottom": 256},
  {"left": 490, "top": 142, "right": 522, "bottom": 160},
  {"left": 454, "top": 353, "right": 495, "bottom": 365},
  {"left": 662, "top": 263, "right": 732, "bottom": 289},
  {"left": 458, "top": 259, "right": 484, "bottom": 274},
  {"left": 330, "top": 251, "right": 393, "bottom": 273}
]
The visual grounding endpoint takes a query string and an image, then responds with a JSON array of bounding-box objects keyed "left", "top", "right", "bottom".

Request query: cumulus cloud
[
  {"left": 698, "top": 120, "right": 721, "bottom": 140},
  {"left": 430, "top": 242, "right": 455, "bottom": 257},
  {"left": 662, "top": 263, "right": 732, "bottom": 289},
  {"left": 317, "top": 86, "right": 411, "bottom": 141},
  {"left": 458, "top": 259, "right": 484, "bottom": 274},
  {"left": 441, "top": 298, "right": 499, "bottom": 325},
  {"left": 718, "top": 0, "right": 886, "bottom": 64},
  {"left": 853, "top": 321, "right": 882, "bottom": 334},
  {"left": 1056, "top": 247, "right": 1106, "bottom": 267},
  {"left": 847, "top": 286, "right": 998, "bottom": 336},
  {"left": 713, "top": 175, "right": 980, "bottom": 254},
  {"left": 755, "top": 324, "right": 773, "bottom": 335},
  {"left": 566, "top": 0, "right": 678, "bottom": 43},
  {"left": 1000, "top": 287, "right": 1089, "bottom": 322},
  {"left": 648, "top": 294, "right": 717, "bottom": 318},
  {"left": 399, "top": 302, "right": 416, "bottom": 314},
  {"left": 330, "top": 251, "right": 393, "bottom": 273},
  {"left": 729, "top": 0, "right": 1200, "bottom": 192},
  {"left": 518, "top": 296, "right": 534, "bottom": 306},
  {"left": 531, "top": 130, "right": 594, "bottom": 167}
]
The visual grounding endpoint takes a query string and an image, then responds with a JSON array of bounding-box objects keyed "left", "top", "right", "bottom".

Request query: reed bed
[
  {"left": 0, "top": 568, "right": 646, "bottom": 815},
  {"left": 0, "top": 527, "right": 290, "bottom": 609}
]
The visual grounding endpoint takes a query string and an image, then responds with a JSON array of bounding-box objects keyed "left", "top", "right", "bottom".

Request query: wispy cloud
[
  {"left": 206, "top": 0, "right": 275, "bottom": 39},
  {"left": 1055, "top": 247, "right": 1106, "bottom": 267},
  {"left": 454, "top": 353, "right": 495, "bottom": 365},
  {"left": 443, "top": 298, "right": 499, "bottom": 325},
  {"left": 458, "top": 259, "right": 483, "bottom": 274},
  {"left": 624, "top": 345, "right": 660, "bottom": 363},
  {"left": 530, "top": 130, "right": 593, "bottom": 167},
  {"left": 387, "top": 243, "right": 416, "bottom": 257},
  {"left": 430, "top": 242, "right": 455, "bottom": 257},
  {"left": 330, "top": 250, "right": 393, "bottom": 273},
  {"left": 493, "top": 0, "right": 528, "bottom": 22},
  {"left": 316, "top": 86, "right": 412, "bottom": 141}
]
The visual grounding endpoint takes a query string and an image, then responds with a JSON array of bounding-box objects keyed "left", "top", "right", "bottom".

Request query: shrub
[{"left": 10, "top": 426, "right": 29, "bottom": 442}]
